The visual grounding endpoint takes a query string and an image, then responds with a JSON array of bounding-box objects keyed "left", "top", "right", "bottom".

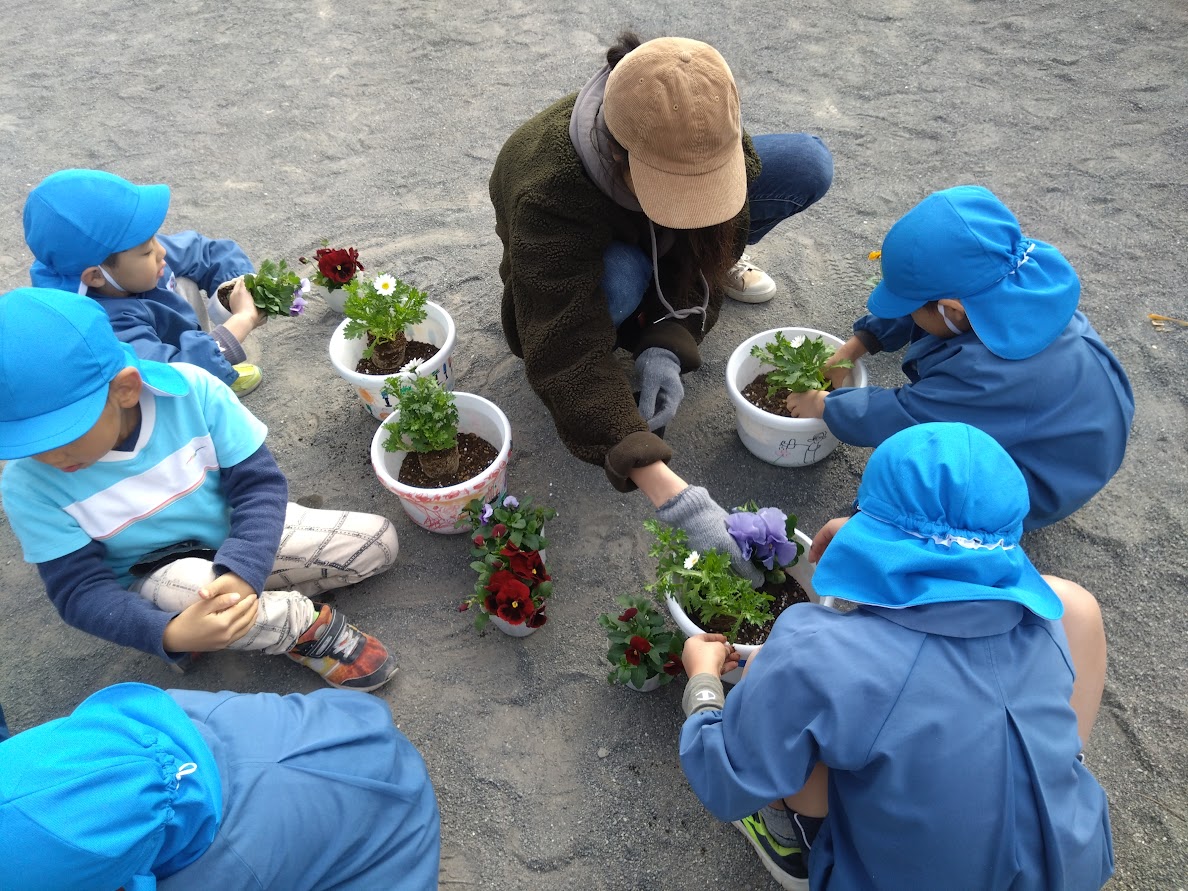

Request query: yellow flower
[{"left": 868, "top": 250, "right": 882, "bottom": 261}]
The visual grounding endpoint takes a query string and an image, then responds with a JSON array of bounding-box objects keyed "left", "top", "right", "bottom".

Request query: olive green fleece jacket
[{"left": 490, "top": 94, "right": 762, "bottom": 489}]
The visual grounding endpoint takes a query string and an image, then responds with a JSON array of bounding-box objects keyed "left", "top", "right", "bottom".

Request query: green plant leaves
[
  {"left": 749, "top": 331, "right": 853, "bottom": 395},
  {"left": 341, "top": 276, "right": 429, "bottom": 352},
  {"left": 383, "top": 376, "right": 459, "bottom": 453}
]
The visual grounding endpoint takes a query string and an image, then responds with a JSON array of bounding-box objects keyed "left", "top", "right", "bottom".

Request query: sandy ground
[{"left": 1, "top": 1, "right": 1186, "bottom": 888}]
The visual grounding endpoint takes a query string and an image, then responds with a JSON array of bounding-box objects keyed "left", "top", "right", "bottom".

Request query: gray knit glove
[
  {"left": 656, "top": 486, "right": 764, "bottom": 588},
  {"left": 636, "top": 347, "right": 684, "bottom": 432}
]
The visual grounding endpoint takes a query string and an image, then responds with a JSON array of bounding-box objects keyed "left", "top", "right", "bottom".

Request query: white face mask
[{"left": 937, "top": 303, "right": 964, "bottom": 336}]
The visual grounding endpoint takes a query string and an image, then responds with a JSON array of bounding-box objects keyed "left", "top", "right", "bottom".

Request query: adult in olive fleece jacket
[{"left": 490, "top": 94, "right": 761, "bottom": 488}]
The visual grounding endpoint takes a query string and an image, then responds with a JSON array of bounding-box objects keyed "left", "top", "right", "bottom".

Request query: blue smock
[
  {"left": 823, "top": 312, "right": 1134, "bottom": 529},
  {"left": 680, "top": 601, "right": 1114, "bottom": 890},
  {"left": 0, "top": 684, "right": 440, "bottom": 891}
]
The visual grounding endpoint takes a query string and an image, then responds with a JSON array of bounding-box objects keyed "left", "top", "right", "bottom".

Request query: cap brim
[
  {"left": 0, "top": 346, "right": 188, "bottom": 460},
  {"left": 629, "top": 150, "right": 747, "bottom": 230},
  {"left": 0, "top": 381, "right": 109, "bottom": 460},
  {"left": 813, "top": 511, "right": 1063, "bottom": 620},
  {"left": 867, "top": 278, "right": 927, "bottom": 319},
  {"left": 116, "top": 183, "right": 170, "bottom": 253}
]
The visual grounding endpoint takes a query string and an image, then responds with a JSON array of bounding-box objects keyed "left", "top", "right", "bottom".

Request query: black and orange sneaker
[{"left": 287, "top": 605, "right": 397, "bottom": 692}]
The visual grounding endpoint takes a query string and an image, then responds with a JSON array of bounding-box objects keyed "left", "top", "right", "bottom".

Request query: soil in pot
[
  {"left": 356, "top": 336, "right": 438, "bottom": 376},
  {"left": 691, "top": 574, "right": 813, "bottom": 646},
  {"left": 216, "top": 282, "right": 234, "bottom": 312},
  {"left": 397, "top": 432, "right": 498, "bottom": 489},
  {"left": 742, "top": 373, "right": 837, "bottom": 418}
]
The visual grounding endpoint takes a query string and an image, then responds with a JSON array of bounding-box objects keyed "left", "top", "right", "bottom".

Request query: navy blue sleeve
[
  {"left": 37, "top": 539, "right": 179, "bottom": 661},
  {"left": 214, "top": 443, "right": 288, "bottom": 593},
  {"left": 159, "top": 230, "right": 255, "bottom": 295},
  {"left": 854, "top": 314, "right": 916, "bottom": 354},
  {"left": 0, "top": 702, "right": 8, "bottom": 741},
  {"left": 109, "top": 300, "right": 238, "bottom": 385}
]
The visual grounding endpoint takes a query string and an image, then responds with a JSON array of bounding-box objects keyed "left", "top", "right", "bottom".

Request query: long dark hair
[{"left": 603, "top": 30, "right": 742, "bottom": 291}]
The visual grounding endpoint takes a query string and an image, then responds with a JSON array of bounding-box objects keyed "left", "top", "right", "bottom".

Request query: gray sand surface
[{"left": 1, "top": 1, "right": 1185, "bottom": 888}]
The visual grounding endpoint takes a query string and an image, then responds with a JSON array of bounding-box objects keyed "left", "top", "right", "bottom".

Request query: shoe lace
[{"left": 291, "top": 610, "right": 364, "bottom": 662}]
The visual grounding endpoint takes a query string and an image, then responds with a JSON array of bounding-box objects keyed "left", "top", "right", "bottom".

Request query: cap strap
[{"left": 1008, "top": 240, "right": 1036, "bottom": 274}]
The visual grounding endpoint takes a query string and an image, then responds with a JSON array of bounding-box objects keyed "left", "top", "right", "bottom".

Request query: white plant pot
[
  {"left": 624, "top": 675, "right": 663, "bottom": 693},
  {"left": 726, "top": 327, "right": 869, "bottom": 467},
  {"left": 328, "top": 301, "right": 457, "bottom": 421},
  {"left": 321, "top": 285, "right": 349, "bottom": 313},
  {"left": 487, "top": 614, "right": 538, "bottom": 637},
  {"left": 664, "top": 528, "right": 829, "bottom": 685},
  {"left": 370, "top": 391, "right": 512, "bottom": 534}
]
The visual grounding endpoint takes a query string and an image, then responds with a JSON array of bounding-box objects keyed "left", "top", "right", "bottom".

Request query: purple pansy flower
[
  {"left": 289, "top": 295, "right": 307, "bottom": 316},
  {"left": 502, "top": 495, "right": 519, "bottom": 510},
  {"left": 480, "top": 502, "right": 494, "bottom": 524},
  {"left": 726, "top": 507, "right": 798, "bottom": 570}
]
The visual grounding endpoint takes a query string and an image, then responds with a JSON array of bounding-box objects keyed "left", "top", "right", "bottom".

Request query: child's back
[
  {"left": 679, "top": 423, "right": 1113, "bottom": 890},
  {"left": 807, "top": 185, "right": 1134, "bottom": 529}
]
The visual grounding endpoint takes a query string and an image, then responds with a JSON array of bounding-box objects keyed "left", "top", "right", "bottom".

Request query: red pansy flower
[
  {"left": 617, "top": 607, "right": 638, "bottom": 622},
  {"left": 500, "top": 545, "right": 549, "bottom": 583},
  {"left": 663, "top": 653, "right": 684, "bottom": 676},
  {"left": 624, "top": 635, "right": 652, "bottom": 666},
  {"left": 492, "top": 523, "right": 508, "bottom": 539},
  {"left": 314, "top": 247, "right": 363, "bottom": 285}
]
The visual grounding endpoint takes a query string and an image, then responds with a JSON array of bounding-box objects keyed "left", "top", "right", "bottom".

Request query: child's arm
[
  {"left": 158, "top": 231, "right": 254, "bottom": 296},
  {"left": 212, "top": 443, "right": 288, "bottom": 595},
  {"left": 855, "top": 313, "right": 916, "bottom": 354},
  {"left": 37, "top": 540, "right": 183, "bottom": 660}
]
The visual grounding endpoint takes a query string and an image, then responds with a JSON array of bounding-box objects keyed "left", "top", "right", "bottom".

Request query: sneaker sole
[
  {"left": 326, "top": 665, "right": 398, "bottom": 693},
  {"left": 725, "top": 284, "right": 778, "bottom": 304},
  {"left": 731, "top": 820, "right": 809, "bottom": 891}
]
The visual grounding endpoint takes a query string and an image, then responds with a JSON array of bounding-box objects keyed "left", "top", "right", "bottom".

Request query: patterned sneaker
[
  {"left": 287, "top": 605, "right": 398, "bottom": 692},
  {"left": 230, "top": 363, "right": 262, "bottom": 397},
  {"left": 725, "top": 253, "right": 777, "bottom": 303},
  {"left": 732, "top": 812, "right": 809, "bottom": 891}
]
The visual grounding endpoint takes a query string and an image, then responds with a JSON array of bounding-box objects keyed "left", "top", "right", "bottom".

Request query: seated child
[
  {"left": 23, "top": 168, "right": 266, "bottom": 397},
  {"left": 679, "top": 422, "right": 1113, "bottom": 891},
  {"left": 0, "top": 683, "right": 441, "bottom": 889},
  {"left": 0, "top": 288, "right": 399, "bottom": 691},
  {"left": 786, "top": 185, "right": 1134, "bottom": 530}
]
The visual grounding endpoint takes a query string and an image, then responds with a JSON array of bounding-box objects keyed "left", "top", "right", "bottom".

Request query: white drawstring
[{"left": 647, "top": 219, "right": 709, "bottom": 332}]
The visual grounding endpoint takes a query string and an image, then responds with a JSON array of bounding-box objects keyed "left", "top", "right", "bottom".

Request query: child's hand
[
  {"left": 199, "top": 571, "right": 256, "bottom": 601},
  {"left": 824, "top": 336, "right": 867, "bottom": 390},
  {"left": 224, "top": 277, "right": 267, "bottom": 329},
  {"left": 809, "top": 517, "right": 850, "bottom": 563},
  {"left": 682, "top": 633, "right": 741, "bottom": 678},
  {"left": 162, "top": 591, "right": 259, "bottom": 653},
  {"left": 785, "top": 389, "right": 826, "bottom": 419}
]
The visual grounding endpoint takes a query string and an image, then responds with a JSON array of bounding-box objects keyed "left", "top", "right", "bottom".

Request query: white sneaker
[{"left": 725, "top": 253, "right": 777, "bottom": 303}]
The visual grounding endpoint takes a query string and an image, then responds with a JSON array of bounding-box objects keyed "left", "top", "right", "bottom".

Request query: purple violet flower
[
  {"left": 502, "top": 495, "right": 519, "bottom": 510},
  {"left": 289, "top": 295, "right": 307, "bottom": 317},
  {"left": 480, "top": 502, "right": 494, "bottom": 524},
  {"left": 726, "top": 507, "right": 798, "bottom": 570}
]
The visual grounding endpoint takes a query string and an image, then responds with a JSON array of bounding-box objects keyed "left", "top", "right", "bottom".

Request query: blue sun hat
[
  {"left": 23, "top": 169, "right": 170, "bottom": 293},
  {"left": 0, "top": 288, "right": 188, "bottom": 459},
  {"left": 867, "top": 185, "right": 1080, "bottom": 360},
  {"left": 0, "top": 684, "right": 221, "bottom": 891},
  {"left": 812, "top": 422, "right": 1062, "bottom": 619}
]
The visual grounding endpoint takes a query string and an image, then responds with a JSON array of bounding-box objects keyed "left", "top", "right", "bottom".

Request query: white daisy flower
[
  {"left": 394, "top": 357, "right": 424, "bottom": 384},
  {"left": 684, "top": 551, "right": 700, "bottom": 569},
  {"left": 788, "top": 335, "right": 806, "bottom": 348},
  {"left": 374, "top": 274, "right": 397, "bottom": 296}
]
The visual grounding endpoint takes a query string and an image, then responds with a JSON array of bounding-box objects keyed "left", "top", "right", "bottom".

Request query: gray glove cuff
[
  {"left": 655, "top": 484, "right": 720, "bottom": 530},
  {"left": 683, "top": 672, "right": 726, "bottom": 716}
]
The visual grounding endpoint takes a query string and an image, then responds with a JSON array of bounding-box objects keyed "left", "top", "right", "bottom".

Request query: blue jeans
[{"left": 603, "top": 133, "right": 833, "bottom": 324}]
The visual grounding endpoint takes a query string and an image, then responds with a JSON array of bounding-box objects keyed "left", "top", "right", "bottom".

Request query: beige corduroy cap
[{"left": 603, "top": 37, "right": 745, "bottom": 230}]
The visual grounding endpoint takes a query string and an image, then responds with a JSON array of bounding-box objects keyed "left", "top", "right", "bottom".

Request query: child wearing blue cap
[
  {"left": 0, "top": 287, "right": 400, "bottom": 691},
  {"left": 678, "top": 422, "right": 1113, "bottom": 890},
  {"left": 23, "top": 168, "right": 266, "bottom": 397},
  {"left": 0, "top": 682, "right": 441, "bottom": 889},
  {"left": 786, "top": 185, "right": 1134, "bottom": 530}
]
